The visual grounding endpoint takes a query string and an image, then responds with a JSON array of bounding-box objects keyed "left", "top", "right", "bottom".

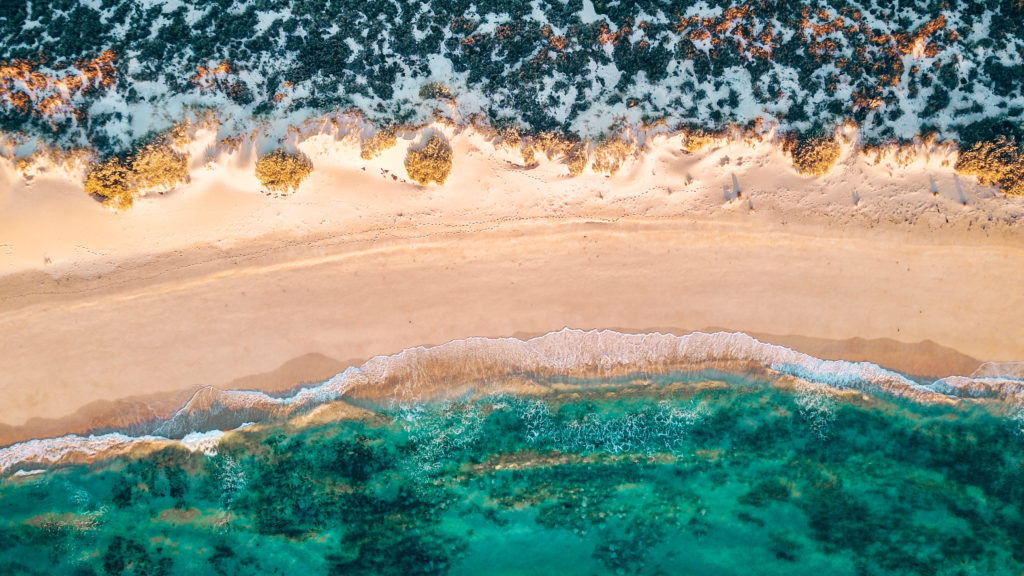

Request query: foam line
[{"left": 2, "top": 329, "right": 1020, "bottom": 475}]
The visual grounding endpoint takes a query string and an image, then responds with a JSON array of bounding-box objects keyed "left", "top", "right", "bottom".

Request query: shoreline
[
  {"left": 0, "top": 323, "right": 984, "bottom": 448},
  {"left": 0, "top": 327, "right": 1014, "bottom": 472}
]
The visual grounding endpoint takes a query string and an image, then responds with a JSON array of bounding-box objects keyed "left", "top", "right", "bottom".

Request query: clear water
[{"left": 1, "top": 376, "right": 1023, "bottom": 575}]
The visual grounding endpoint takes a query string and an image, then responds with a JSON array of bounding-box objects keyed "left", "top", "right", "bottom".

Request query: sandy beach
[{"left": 2, "top": 124, "right": 1023, "bottom": 443}]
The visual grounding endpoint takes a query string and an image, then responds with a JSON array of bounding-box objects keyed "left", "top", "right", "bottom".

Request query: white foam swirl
[
  {"left": 2, "top": 329, "right": 1020, "bottom": 475},
  {"left": 0, "top": 432, "right": 223, "bottom": 475}
]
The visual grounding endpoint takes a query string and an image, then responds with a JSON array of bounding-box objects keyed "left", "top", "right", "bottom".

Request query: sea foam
[{"left": 2, "top": 329, "right": 1020, "bottom": 475}]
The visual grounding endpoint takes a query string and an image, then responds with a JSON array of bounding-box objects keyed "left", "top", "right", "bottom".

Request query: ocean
[{"left": 1, "top": 331, "right": 1022, "bottom": 575}]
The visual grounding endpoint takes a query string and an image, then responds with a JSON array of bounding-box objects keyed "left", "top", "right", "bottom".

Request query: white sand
[{"left": 1, "top": 123, "right": 1022, "bottom": 432}]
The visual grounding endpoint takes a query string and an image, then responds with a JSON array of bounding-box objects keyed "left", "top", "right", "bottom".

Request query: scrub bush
[
  {"left": 955, "top": 136, "right": 1024, "bottom": 196},
  {"left": 255, "top": 149, "right": 313, "bottom": 194},
  {"left": 790, "top": 136, "right": 841, "bottom": 176},
  {"left": 404, "top": 134, "right": 452, "bottom": 185}
]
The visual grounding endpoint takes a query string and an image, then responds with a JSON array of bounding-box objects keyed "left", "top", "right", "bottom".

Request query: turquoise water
[{"left": 2, "top": 376, "right": 1023, "bottom": 575}]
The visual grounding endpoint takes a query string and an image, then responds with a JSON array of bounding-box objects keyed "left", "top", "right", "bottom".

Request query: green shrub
[
  {"left": 680, "top": 129, "right": 718, "bottom": 153},
  {"left": 565, "top": 143, "right": 588, "bottom": 176},
  {"left": 591, "top": 137, "right": 633, "bottom": 175},
  {"left": 83, "top": 142, "right": 190, "bottom": 210},
  {"left": 130, "top": 143, "right": 189, "bottom": 191},
  {"left": 418, "top": 82, "right": 453, "bottom": 100}
]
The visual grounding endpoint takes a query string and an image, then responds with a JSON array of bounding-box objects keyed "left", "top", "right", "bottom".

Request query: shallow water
[{"left": 1, "top": 374, "right": 1023, "bottom": 575}]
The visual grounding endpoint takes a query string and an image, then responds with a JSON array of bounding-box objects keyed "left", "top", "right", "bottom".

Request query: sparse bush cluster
[
  {"left": 254, "top": 150, "right": 313, "bottom": 194},
  {"left": 84, "top": 142, "right": 189, "bottom": 210},
  {"left": 861, "top": 141, "right": 918, "bottom": 168},
  {"left": 565, "top": 145, "right": 588, "bottom": 176},
  {"left": 404, "top": 134, "right": 452, "bottom": 185},
  {"left": 790, "top": 136, "right": 841, "bottom": 177},
  {"left": 493, "top": 125, "right": 522, "bottom": 150},
  {"left": 520, "top": 132, "right": 587, "bottom": 175},
  {"left": 12, "top": 146, "right": 92, "bottom": 180},
  {"left": 680, "top": 129, "right": 719, "bottom": 153},
  {"left": 955, "top": 136, "right": 1024, "bottom": 196}
]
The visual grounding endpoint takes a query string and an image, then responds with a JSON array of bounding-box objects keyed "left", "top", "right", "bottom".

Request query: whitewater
[{"left": 2, "top": 328, "right": 1022, "bottom": 475}]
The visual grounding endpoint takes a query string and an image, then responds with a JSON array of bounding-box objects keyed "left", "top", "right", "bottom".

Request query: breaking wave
[{"left": 2, "top": 328, "right": 1022, "bottom": 475}]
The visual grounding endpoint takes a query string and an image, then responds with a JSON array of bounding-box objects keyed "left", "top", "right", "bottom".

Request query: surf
[{"left": 2, "top": 328, "right": 1021, "bottom": 475}]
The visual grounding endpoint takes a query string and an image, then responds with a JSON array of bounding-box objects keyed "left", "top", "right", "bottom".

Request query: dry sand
[{"left": 2, "top": 122, "right": 1023, "bottom": 441}]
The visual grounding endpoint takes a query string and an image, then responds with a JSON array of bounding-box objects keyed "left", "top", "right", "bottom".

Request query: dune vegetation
[
  {"left": 404, "top": 134, "right": 452, "bottom": 185},
  {"left": 84, "top": 156, "right": 133, "bottom": 210},
  {"left": 591, "top": 136, "right": 634, "bottom": 176},
  {"left": 83, "top": 142, "right": 189, "bottom": 210},
  {"left": 130, "top": 143, "right": 190, "bottom": 191},
  {"left": 254, "top": 150, "right": 313, "bottom": 194},
  {"left": 0, "top": 0, "right": 1022, "bottom": 189},
  {"left": 680, "top": 128, "right": 719, "bottom": 154},
  {"left": 955, "top": 136, "right": 1024, "bottom": 197},
  {"left": 519, "top": 132, "right": 588, "bottom": 175},
  {"left": 359, "top": 127, "right": 397, "bottom": 160},
  {"left": 790, "top": 135, "right": 842, "bottom": 177}
]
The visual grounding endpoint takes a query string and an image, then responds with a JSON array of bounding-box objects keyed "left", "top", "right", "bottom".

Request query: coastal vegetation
[
  {"left": 789, "top": 135, "right": 841, "bottom": 177},
  {"left": 2, "top": 0, "right": 1021, "bottom": 160},
  {"left": 254, "top": 149, "right": 313, "bottom": 194},
  {"left": 404, "top": 133, "right": 452, "bottom": 185},
  {"left": 54, "top": 114, "right": 1024, "bottom": 202},
  {"left": 520, "top": 132, "right": 587, "bottom": 174},
  {"left": 565, "top": 145, "right": 588, "bottom": 176},
  {"left": 359, "top": 127, "right": 397, "bottom": 160},
  {"left": 84, "top": 156, "right": 132, "bottom": 210},
  {"left": 130, "top": 143, "right": 190, "bottom": 192},
  {"left": 680, "top": 128, "right": 719, "bottom": 154},
  {"left": 955, "top": 136, "right": 1024, "bottom": 196},
  {"left": 83, "top": 142, "right": 189, "bottom": 210},
  {"left": 418, "top": 82, "right": 454, "bottom": 101},
  {"left": 591, "top": 136, "right": 634, "bottom": 176},
  {"left": 0, "top": 0, "right": 1021, "bottom": 197}
]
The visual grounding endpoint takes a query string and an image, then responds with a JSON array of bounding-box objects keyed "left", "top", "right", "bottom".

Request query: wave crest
[{"left": 2, "top": 329, "right": 1021, "bottom": 475}]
